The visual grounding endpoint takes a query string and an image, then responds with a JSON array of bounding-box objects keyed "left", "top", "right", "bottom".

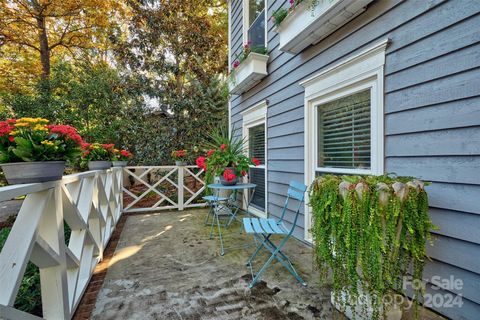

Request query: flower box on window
[
  {"left": 229, "top": 53, "right": 269, "bottom": 95},
  {"left": 275, "top": 0, "right": 374, "bottom": 54}
]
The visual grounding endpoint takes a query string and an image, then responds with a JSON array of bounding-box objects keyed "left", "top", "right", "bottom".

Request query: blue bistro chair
[
  {"left": 202, "top": 195, "right": 228, "bottom": 227},
  {"left": 243, "top": 181, "right": 308, "bottom": 288}
]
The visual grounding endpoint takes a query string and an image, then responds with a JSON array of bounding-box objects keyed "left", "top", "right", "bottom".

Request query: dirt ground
[{"left": 91, "top": 209, "right": 335, "bottom": 320}]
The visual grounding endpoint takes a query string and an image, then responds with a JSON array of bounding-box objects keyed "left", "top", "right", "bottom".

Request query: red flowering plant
[
  {"left": 171, "top": 149, "right": 188, "bottom": 161},
  {"left": 0, "top": 117, "right": 83, "bottom": 163},
  {"left": 195, "top": 126, "right": 260, "bottom": 183},
  {"left": 81, "top": 143, "right": 115, "bottom": 161},
  {"left": 112, "top": 148, "right": 133, "bottom": 161}
]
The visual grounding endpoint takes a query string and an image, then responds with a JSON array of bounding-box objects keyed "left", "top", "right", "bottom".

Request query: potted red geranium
[
  {"left": 81, "top": 143, "right": 115, "bottom": 170},
  {"left": 172, "top": 149, "right": 188, "bottom": 166},
  {"left": 112, "top": 148, "right": 133, "bottom": 167},
  {"left": 0, "top": 117, "right": 83, "bottom": 184},
  {"left": 196, "top": 127, "right": 260, "bottom": 186}
]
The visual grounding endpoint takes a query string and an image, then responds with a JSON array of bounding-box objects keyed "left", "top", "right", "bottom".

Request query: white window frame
[
  {"left": 242, "top": 100, "right": 267, "bottom": 218},
  {"left": 301, "top": 39, "right": 389, "bottom": 242},
  {"left": 242, "top": 0, "right": 268, "bottom": 47}
]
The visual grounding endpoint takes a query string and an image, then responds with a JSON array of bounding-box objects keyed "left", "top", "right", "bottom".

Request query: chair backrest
[{"left": 278, "top": 181, "right": 308, "bottom": 233}]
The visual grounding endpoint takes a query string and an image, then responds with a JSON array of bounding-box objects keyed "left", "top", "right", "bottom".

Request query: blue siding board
[
  {"left": 385, "top": 156, "right": 480, "bottom": 185},
  {"left": 229, "top": 0, "right": 480, "bottom": 317},
  {"left": 385, "top": 127, "right": 480, "bottom": 157},
  {"left": 385, "top": 97, "right": 480, "bottom": 135},
  {"left": 429, "top": 208, "right": 480, "bottom": 245}
]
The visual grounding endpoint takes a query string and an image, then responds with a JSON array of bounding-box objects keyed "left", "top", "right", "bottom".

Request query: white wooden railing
[
  {"left": 0, "top": 165, "right": 205, "bottom": 319},
  {"left": 122, "top": 165, "right": 206, "bottom": 213},
  {"left": 0, "top": 168, "right": 123, "bottom": 320}
]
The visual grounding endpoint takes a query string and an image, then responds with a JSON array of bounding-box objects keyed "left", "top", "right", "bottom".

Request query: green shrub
[{"left": 0, "top": 227, "right": 42, "bottom": 316}]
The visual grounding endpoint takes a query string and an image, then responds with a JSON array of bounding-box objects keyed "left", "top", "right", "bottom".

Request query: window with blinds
[
  {"left": 248, "top": 123, "right": 265, "bottom": 210},
  {"left": 317, "top": 89, "right": 371, "bottom": 170}
]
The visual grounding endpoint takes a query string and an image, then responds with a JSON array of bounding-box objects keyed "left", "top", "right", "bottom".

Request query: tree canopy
[{"left": 0, "top": 0, "right": 229, "bottom": 165}]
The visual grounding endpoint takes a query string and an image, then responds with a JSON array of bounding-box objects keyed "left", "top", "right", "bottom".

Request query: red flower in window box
[{"left": 252, "top": 158, "right": 261, "bottom": 166}]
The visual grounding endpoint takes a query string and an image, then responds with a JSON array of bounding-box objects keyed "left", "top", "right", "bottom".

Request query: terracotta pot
[
  {"left": 88, "top": 161, "right": 111, "bottom": 171},
  {"left": 112, "top": 161, "right": 129, "bottom": 167},
  {"left": 0, "top": 161, "right": 66, "bottom": 184}
]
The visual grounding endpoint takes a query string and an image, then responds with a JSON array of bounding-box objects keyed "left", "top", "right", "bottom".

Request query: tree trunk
[{"left": 36, "top": 15, "right": 50, "bottom": 80}]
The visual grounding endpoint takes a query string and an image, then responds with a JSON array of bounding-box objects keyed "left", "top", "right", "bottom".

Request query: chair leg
[
  {"left": 246, "top": 234, "right": 270, "bottom": 266},
  {"left": 216, "top": 210, "right": 225, "bottom": 256},
  {"left": 248, "top": 235, "right": 306, "bottom": 288},
  {"left": 209, "top": 206, "right": 216, "bottom": 239},
  {"left": 204, "top": 203, "right": 213, "bottom": 226}
]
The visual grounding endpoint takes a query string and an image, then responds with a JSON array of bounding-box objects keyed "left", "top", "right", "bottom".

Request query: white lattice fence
[
  {"left": 0, "top": 168, "right": 123, "bottom": 319},
  {"left": 122, "top": 166, "right": 206, "bottom": 213}
]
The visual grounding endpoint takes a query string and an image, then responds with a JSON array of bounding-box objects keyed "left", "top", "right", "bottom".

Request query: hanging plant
[{"left": 309, "top": 174, "right": 436, "bottom": 319}]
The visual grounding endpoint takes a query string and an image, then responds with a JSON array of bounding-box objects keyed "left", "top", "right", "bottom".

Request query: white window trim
[
  {"left": 228, "top": 0, "right": 232, "bottom": 71},
  {"left": 242, "top": 100, "right": 267, "bottom": 218},
  {"left": 242, "top": 0, "right": 268, "bottom": 47},
  {"left": 301, "top": 39, "right": 389, "bottom": 242}
]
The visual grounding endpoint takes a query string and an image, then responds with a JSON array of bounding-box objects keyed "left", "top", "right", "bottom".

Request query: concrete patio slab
[{"left": 90, "top": 209, "right": 335, "bottom": 319}]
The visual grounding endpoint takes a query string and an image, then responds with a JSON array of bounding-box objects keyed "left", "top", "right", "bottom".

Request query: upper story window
[{"left": 244, "top": 0, "right": 266, "bottom": 49}]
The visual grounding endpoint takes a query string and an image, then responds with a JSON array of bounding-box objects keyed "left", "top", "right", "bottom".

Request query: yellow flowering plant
[{"left": 0, "top": 118, "right": 84, "bottom": 162}]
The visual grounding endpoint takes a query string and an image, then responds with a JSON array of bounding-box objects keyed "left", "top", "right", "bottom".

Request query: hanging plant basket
[{"left": 1, "top": 161, "right": 66, "bottom": 184}]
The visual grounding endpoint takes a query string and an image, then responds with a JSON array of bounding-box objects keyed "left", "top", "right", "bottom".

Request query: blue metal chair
[
  {"left": 243, "top": 181, "right": 308, "bottom": 288},
  {"left": 202, "top": 195, "right": 228, "bottom": 227}
]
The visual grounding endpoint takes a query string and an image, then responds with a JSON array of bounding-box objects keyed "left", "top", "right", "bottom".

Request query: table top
[{"left": 208, "top": 183, "right": 257, "bottom": 190}]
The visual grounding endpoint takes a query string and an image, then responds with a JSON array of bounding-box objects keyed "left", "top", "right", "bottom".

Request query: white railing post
[
  {"left": 178, "top": 166, "right": 184, "bottom": 211},
  {"left": 38, "top": 186, "right": 69, "bottom": 319},
  {"left": 0, "top": 167, "right": 125, "bottom": 319}
]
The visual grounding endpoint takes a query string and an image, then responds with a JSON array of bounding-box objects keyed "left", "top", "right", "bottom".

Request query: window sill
[
  {"left": 274, "top": 0, "right": 374, "bottom": 54},
  {"left": 229, "top": 53, "right": 269, "bottom": 95}
]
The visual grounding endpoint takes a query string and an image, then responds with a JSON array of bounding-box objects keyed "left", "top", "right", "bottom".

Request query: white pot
[{"left": 331, "top": 286, "right": 402, "bottom": 320}]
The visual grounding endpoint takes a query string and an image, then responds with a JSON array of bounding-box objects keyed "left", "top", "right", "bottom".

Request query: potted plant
[
  {"left": 309, "top": 174, "right": 436, "bottom": 320},
  {"left": 112, "top": 148, "right": 133, "bottom": 167},
  {"left": 172, "top": 149, "right": 188, "bottom": 166},
  {"left": 195, "top": 127, "right": 260, "bottom": 186},
  {"left": 0, "top": 118, "right": 83, "bottom": 184},
  {"left": 81, "top": 143, "right": 114, "bottom": 170},
  {"left": 229, "top": 42, "right": 269, "bottom": 94}
]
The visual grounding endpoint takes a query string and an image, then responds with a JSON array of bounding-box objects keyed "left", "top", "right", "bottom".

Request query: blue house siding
[{"left": 229, "top": 0, "right": 480, "bottom": 318}]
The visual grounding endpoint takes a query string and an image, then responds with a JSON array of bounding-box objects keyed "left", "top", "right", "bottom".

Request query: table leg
[{"left": 216, "top": 208, "right": 225, "bottom": 256}]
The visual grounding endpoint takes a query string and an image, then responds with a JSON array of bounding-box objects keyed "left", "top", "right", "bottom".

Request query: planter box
[
  {"left": 88, "top": 161, "right": 112, "bottom": 170},
  {"left": 112, "top": 161, "right": 129, "bottom": 167},
  {"left": 275, "top": 0, "right": 374, "bottom": 54},
  {"left": 0, "top": 161, "right": 65, "bottom": 184},
  {"left": 229, "top": 53, "right": 269, "bottom": 95}
]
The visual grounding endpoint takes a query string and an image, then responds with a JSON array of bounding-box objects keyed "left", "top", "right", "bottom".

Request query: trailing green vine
[{"left": 309, "top": 174, "right": 436, "bottom": 319}]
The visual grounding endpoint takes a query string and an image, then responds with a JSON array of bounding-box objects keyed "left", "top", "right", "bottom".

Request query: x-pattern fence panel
[
  {"left": 0, "top": 168, "right": 123, "bottom": 320},
  {"left": 122, "top": 166, "right": 206, "bottom": 213}
]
